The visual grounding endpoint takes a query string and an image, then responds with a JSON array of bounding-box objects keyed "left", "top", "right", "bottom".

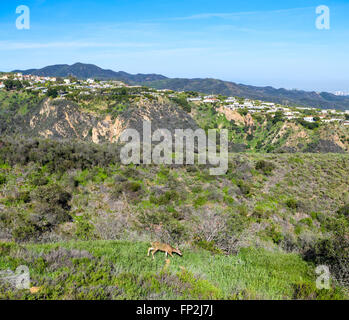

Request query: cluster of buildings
[
  {"left": 1, "top": 72, "right": 349, "bottom": 127},
  {"left": 0, "top": 73, "right": 57, "bottom": 84},
  {"left": 334, "top": 91, "right": 349, "bottom": 97},
  {"left": 0, "top": 72, "right": 134, "bottom": 97},
  {"left": 187, "top": 94, "right": 349, "bottom": 126}
]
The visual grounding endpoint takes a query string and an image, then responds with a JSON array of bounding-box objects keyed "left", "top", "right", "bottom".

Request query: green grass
[{"left": 0, "top": 241, "right": 346, "bottom": 300}]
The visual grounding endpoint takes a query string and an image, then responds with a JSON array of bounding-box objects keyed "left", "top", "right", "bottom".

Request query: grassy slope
[{"left": 1, "top": 240, "right": 345, "bottom": 300}]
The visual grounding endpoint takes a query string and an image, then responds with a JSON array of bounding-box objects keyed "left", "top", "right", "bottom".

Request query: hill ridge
[{"left": 11, "top": 62, "right": 349, "bottom": 110}]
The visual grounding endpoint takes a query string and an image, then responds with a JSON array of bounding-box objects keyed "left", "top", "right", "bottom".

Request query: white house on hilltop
[{"left": 304, "top": 117, "right": 315, "bottom": 123}]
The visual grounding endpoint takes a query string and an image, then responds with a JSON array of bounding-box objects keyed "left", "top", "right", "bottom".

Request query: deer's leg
[
  {"left": 169, "top": 252, "right": 174, "bottom": 258},
  {"left": 165, "top": 251, "right": 168, "bottom": 257},
  {"left": 147, "top": 247, "right": 154, "bottom": 257},
  {"left": 152, "top": 249, "right": 158, "bottom": 260}
]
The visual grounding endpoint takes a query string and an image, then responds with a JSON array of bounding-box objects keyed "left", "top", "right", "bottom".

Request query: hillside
[
  {"left": 12, "top": 63, "right": 349, "bottom": 110},
  {"left": 194, "top": 104, "right": 349, "bottom": 153},
  {"left": 13, "top": 62, "right": 167, "bottom": 83},
  {"left": 0, "top": 92, "right": 198, "bottom": 143},
  {"left": 0, "top": 147, "right": 348, "bottom": 299},
  {"left": 0, "top": 85, "right": 349, "bottom": 300},
  {"left": 0, "top": 90, "right": 348, "bottom": 153},
  {"left": 145, "top": 78, "right": 349, "bottom": 111}
]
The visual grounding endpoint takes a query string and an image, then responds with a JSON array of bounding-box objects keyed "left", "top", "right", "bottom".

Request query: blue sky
[{"left": 0, "top": 0, "right": 349, "bottom": 92}]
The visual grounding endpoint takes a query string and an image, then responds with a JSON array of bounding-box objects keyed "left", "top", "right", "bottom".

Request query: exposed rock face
[
  {"left": 17, "top": 97, "right": 200, "bottom": 144},
  {"left": 1, "top": 96, "right": 348, "bottom": 153},
  {"left": 27, "top": 99, "right": 97, "bottom": 140},
  {"left": 118, "top": 96, "right": 199, "bottom": 139},
  {"left": 271, "top": 122, "right": 310, "bottom": 147},
  {"left": 91, "top": 117, "right": 124, "bottom": 144},
  {"left": 217, "top": 107, "right": 245, "bottom": 125},
  {"left": 217, "top": 107, "right": 255, "bottom": 134}
]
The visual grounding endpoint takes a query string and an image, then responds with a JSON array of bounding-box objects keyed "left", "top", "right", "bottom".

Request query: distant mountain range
[
  {"left": 12, "top": 62, "right": 349, "bottom": 111},
  {"left": 13, "top": 63, "right": 167, "bottom": 83}
]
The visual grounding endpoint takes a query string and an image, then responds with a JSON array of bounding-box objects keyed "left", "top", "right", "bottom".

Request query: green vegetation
[
  {"left": 3, "top": 79, "right": 23, "bottom": 91},
  {"left": 0, "top": 241, "right": 346, "bottom": 300},
  {"left": 0, "top": 91, "right": 43, "bottom": 133},
  {"left": 0, "top": 138, "right": 348, "bottom": 299},
  {"left": 0, "top": 80, "right": 349, "bottom": 300},
  {"left": 190, "top": 101, "right": 349, "bottom": 153}
]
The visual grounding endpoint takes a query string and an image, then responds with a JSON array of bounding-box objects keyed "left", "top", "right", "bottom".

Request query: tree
[
  {"left": 47, "top": 87, "right": 58, "bottom": 98},
  {"left": 238, "top": 108, "right": 248, "bottom": 116},
  {"left": 4, "top": 79, "right": 23, "bottom": 91},
  {"left": 68, "top": 76, "right": 78, "bottom": 83},
  {"left": 56, "top": 77, "right": 64, "bottom": 84},
  {"left": 272, "top": 111, "right": 284, "bottom": 124}
]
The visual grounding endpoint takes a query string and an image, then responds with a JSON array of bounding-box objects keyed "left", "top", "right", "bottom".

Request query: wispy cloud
[
  {"left": 0, "top": 41, "right": 155, "bottom": 50},
  {"left": 162, "top": 6, "right": 314, "bottom": 21}
]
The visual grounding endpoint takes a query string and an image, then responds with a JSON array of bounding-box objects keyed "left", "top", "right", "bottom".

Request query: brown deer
[{"left": 147, "top": 242, "right": 182, "bottom": 259}]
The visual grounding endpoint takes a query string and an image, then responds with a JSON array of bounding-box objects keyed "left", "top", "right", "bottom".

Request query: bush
[
  {"left": 16, "top": 190, "right": 31, "bottom": 203},
  {"left": 122, "top": 167, "right": 140, "bottom": 179},
  {"left": 30, "top": 184, "right": 72, "bottom": 228},
  {"left": 110, "top": 184, "right": 123, "bottom": 200},
  {"left": 171, "top": 96, "right": 191, "bottom": 113},
  {"left": 292, "top": 281, "right": 345, "bottom": 300},
  {"left": 110, "top": 181, "right": 142, "bottom": 201},
  {"left": 137, "top": 211, "right": 187, "bottom": 243},
  {"left": 255, "top": 160, "right": 275, "bottom": 175},
  {"left": 265, "top": 225, "right": 284, "bottom": 244},
  {"left": 286, "top": 198, "right": 299, "bottom": 209},
  {"left": 304, "top": 234, "right": 349, "bottom": 287},
  {"left": 125, "top": 181, "right": 142, "bottom": 193},
  {"left": 46, "top": 88, "right": 58, "bottom": 98},
  {"left": 337, "top": 204, "right": 349, "bottom": 217},
  {"left": 193, "top": 237, "right": 224, "bottom": 254},
  {"left": 30, "top": 174, "right": 49, "bottom": 186},
  {"left": 150, "top": 190, "right": 179, "bottom": 206},
  {"left": 75, "top": 215, "right": 95, "bottom": 240},
  {"left": 0, "top": 174, "right": 7, "bottom": 185},
  {"left": 237, "top": 179, "right": 251, "bottom": 196},
  {"left": 0, "top": 137, "right": 121, "bottom": 174}
]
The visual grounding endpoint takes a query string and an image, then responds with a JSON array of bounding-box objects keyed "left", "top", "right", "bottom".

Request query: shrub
[
  {"left": 32, "top": 184, "right": 72, "bottom": 210},
  {"left": 299, "top": 218, "right": 313, "bottom": 227},
  {"left": 265, "top": 225, "right": 284, "bottom": 244},
  {"left": 125, "top": 181, "right": 142, "bottom": 193},
  {"left": 150, "top": 190, "right": 179, "bottom": 206},
  {"left": 255, "top": 160, "right": 275, "bottom": 175},
  {"left": 75, "top": 215, "right": 95, "bottom": 240},
  {"left": 110, "top": 181, "right": 142, "bottom": 201},
  {"left": 337, "top": 204, "right": 349, "bottom": 217},
  {"left": 0, "top": 174, "right": 7, "bottom": 185},
  {"left": 122, "top": 167, "right": 140, "bottom": 179},
  {"left": 46, "top": 87, "right": 58, "bottom": 98},
  {"left": 171, "top": 96, "right": 191, "bottom": 113},
  {"left": 16, "top": 190, "right": 31, "bottom": 203},
  {"left": 110, "top": 184, "right": 123, "bottom": 200},
  {"left": 30, "top": 175, "right": 49, "bottom": 186},
  {"left": 286, "top": 198, "right": 299, "bottom": 209},
  {"left": 137, "top": 211, "right": 187, "bottom": 243},
  {"left": 30, "top": 184, "right": 72, "bottom": 229},
  {"left": 292, "top": 281, "right": 346, "bottom": 300},
  {"left": 304, "top": 234, "right": 349, "bottom": 287},
  {"left": 237, "top": 179, "right": 251, "bottom": 196},
  {"left": 114, "top": 175, "right": 127, "bottom": 183},
  {"left": 193, "top": 237, "right": 224, "bottom": 254},
  {"left": 193, "top": 196, "right": 207, "bottom": 208}
]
